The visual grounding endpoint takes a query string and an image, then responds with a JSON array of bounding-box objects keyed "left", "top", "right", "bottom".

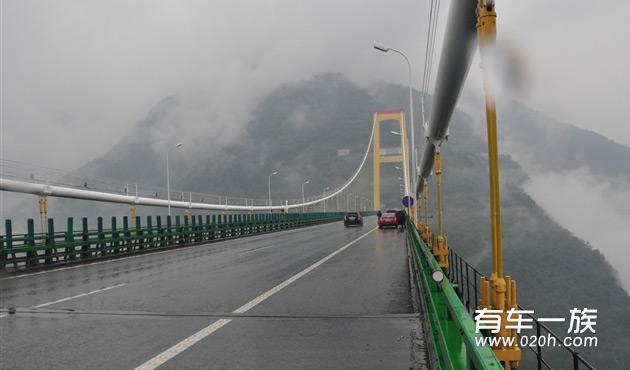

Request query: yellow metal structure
[
  {"left": 421, "top": 183, "right": 432, "bottom": 245},
  {"left": 476, "top": 1, "right": 520, "bottom": 368},
  {"left": 372, "top": 110, "right": 411, "bottom": 211},
  {"left": 433, "top": 149, "right": 448, "bottom": 269},
  {"left": 130, "top": 206, "right": 137, "bottom": 228},
  {"left": 38, "top": 195, "right": 48, "bottom": 235}
]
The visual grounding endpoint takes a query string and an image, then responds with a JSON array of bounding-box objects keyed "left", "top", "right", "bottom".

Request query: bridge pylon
[{"left": 371, "top": 110, "right": 411, "bottom": 211}]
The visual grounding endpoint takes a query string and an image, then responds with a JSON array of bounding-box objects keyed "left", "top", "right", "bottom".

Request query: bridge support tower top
[{"left": 372, "top": 110, "right": 411, "bottom": 211}]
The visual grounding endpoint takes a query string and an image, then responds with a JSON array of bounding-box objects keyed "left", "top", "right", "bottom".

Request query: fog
[
  {"left": 522, "top": 167, "right": 630, "bottom": 293},
  {"left": 3, "top": 0, "right": 630, "bottom": 172},
  {"left": 1, "top": 0, "right": 436, "bottom": 171}
]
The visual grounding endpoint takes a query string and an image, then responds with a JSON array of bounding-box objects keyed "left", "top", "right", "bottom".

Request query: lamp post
[
  {"left": 268, "top": 170, "right": 279, "bottom": 212},
  {"left": 374, "top": 45, "right": 417, "bottom": 193},
  {"left": 166, "top": 142, "right": 183, "bottom": 216},
  {"left": 301, "top": 180, "right": 310, "bottom": 212}
]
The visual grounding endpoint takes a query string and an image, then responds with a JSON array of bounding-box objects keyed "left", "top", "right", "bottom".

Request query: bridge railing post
[
  {"left": 26, "top": 219, "right": 38, "bottom": 266},
  {"left": 65, "top": 217, "right": 75, "bottom": 260},
  {"left": 156, "top": 216, "right": 163, "bottom": 247},
  {"left": 81, "top": 217, "right": 90, "bottom": 259},
  {"left": 1, "top": 219, "right": 10, "bottom": 270},
  {"left": 96, "top": 217, "right": 104, "bottom": 255},
  {"left": 111, "top": 217, "right": 119, "bottom": 254},
  {"left": 136, "top": 216, "right": 142, "bottom": 250},
  {"left": 165, "top": 215, "right": 171, "bottom": 246},
  {"left": 197, "top": 215, "right": 203, "bottom": 240},
  {"left": 174, "top": 215, "right": 181, "bottom": 244},
  {"left": 183, "top": 214, "right": 190, "bottom": 243},
  {"left": 45, "top": 218, "right": 55, "bottom": 264},
  {"left": 123, "top": 216, "right": 131, "bottom": 252},
  {"left": 146, "top": 216, "right": 153, "bottom": 249},
  {"left": 96, "top": 217, "right": 105, "bottom": 256},
  {"left": 190, "top": 215, "right": 196, "bottom": 242}
]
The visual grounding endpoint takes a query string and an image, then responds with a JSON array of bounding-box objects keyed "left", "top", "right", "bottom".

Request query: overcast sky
[{"left": 2, "top": 0, "right": 629, "bottom": 171}]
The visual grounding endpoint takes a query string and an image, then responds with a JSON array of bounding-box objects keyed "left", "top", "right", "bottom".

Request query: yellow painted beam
[{"left": 380, "top": 155, "right": 404, "bottom": 163}]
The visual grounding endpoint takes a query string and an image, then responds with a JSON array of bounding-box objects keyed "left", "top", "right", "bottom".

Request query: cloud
[
  {"left": 1, "top": 0, "right": 431, "bottom": 171},
  {"left": 522, "top": 167, "right": 630, "bottom": 293}
]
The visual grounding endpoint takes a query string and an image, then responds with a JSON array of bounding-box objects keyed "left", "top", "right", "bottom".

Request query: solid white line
[
  {"left": 134, "top": 227, "right": 377, "bottom": 370},
  {"left": 32, "top": 283, "right": 128, "bottom": 308},
  {"left": 0, "top": 282, "right": 128, "bottom": 319}
]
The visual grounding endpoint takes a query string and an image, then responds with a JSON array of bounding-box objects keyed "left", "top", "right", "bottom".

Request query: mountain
[
  {"left": 6, "top": 73, "right": 629, "bottom": 369},
  {"left": 498, "top": 99, "right": 630, "bottom": 182}
]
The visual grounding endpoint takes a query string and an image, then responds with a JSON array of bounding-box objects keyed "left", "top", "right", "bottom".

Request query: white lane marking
[
  {"left": 134, "top": 227, "right": 377, "bottom": 370},
  {"left": 0, "top": 222, "right": 338, "bottom": 281},
  {"left": 237, "top": 243, "right": 278, "bottom": 256},
  {"left": 31, "top": 283, "right": 128, "bottom": 308},
  {"left": 0, "top": 282, "right": 128, "bottom": 319}
]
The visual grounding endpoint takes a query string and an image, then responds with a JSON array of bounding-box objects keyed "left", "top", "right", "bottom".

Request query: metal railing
[
  {"left": 407, "top": 221, "right": 503, "bottom": 370},
  {"left": 445, "top": 246, "right": 597, "bottom": 369},
  {"left": 1, "top": 212, "right": 366, "bottom": 270}
]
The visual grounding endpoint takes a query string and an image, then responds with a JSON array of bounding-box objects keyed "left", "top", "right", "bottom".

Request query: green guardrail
[
  {"left": 1, "top": 211, "right": 374, "bottom": 270},
  {"left": 407, "top": 221, "right": 503, "bottom": 370}
]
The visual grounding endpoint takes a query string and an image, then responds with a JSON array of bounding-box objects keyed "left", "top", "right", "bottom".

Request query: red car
[{"left": 378, "top": 212, "right": 398, "bottom": 229}]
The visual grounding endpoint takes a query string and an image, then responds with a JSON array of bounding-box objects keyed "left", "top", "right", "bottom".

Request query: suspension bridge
[{"left": 0, "top": 1, "right": 596, "bottom": 369}]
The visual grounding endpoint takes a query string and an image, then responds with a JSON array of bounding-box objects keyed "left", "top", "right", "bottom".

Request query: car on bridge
[
  {"left": 343, "top": 212, "right": 363, "bottom": 227},
  {"left": 378, "top": 212, "right": 398, "bottom": 229}
]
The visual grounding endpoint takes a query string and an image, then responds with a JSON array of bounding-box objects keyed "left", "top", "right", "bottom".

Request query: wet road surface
[{"left": 0, "top": 217, "right": 423, "bottom": 369}]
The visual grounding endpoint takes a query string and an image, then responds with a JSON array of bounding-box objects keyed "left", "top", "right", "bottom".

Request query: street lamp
[
  {"left": 301, "top": 180, "right": 310, "bottom": 212},
  {"left": 374, "top": 45, "right": 417, "bottom": 193},
  {"left": 166, "top": 142, "right": 183, "bottom": 216},
  {"left": 268, "top": 170, "right": 279, "bottom": 211}
]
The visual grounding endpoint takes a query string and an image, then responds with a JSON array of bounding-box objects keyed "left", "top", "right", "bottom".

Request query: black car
[{"left": 343, "top": 212, "right": 363, "bottom": 227}]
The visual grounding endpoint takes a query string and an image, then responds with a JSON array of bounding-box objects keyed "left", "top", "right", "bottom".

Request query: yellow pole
[
  {"left": 433, "top": 148, "right": 448, "bottom": 269},
  {"left": 129, "top": 206, "right": 137, "bottom": 238},
  {"left": 130, "top": 206, "right": 137, "bottom": 229},
  {"left": 38, "top": 195, "right": 48, "bottom": 236},
  {"left": 434, "top": 149, "right": 443, "bottom": 236},
  {"left": 476, "top": 1, "right": 519, "bottom": 367},
  {"left": 477, "top": 0, "right": 502, "bottom": 282},
  {"left": 422, "top": 183, "right": 430, "bottom": 241}
]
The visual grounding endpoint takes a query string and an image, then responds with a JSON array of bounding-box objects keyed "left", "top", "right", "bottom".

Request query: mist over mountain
[
  {"left": 499, "top": 100, "right": 630, "bottom": 182},
  {"left": 5, "top": 73, "right": 629, "bottom": 368}
]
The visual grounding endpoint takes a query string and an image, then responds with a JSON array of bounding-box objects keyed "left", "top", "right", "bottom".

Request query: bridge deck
[{"left": 0, "top": 218, "right": 426, "bottom": 369}]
